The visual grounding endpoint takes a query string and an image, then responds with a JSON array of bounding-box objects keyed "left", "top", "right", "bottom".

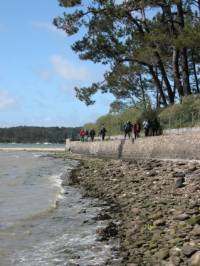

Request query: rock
[
  {"left": 96, "top": 222, "right": 118, "bottom": 240},
  {"left": 82, "top": 219, "right": 89, "bottom": 224},
  {"left": 175, "top": 177, "right": 185, "bottom": 188},
  {"left": 191, "top": 251, "right": 200, "bottom": 266},
  {"left": 188, "top": 164, "right": 197, "bottom": 172},
  {"left": 191, "top": 225, "right": 200, "bottom": 236},
  {"left": 147, "top": 170, "right": 158, "bottom": 177},
  {"left": 174, "top": 213, "right": 189, "bottom": 221},
  {"left": 93, "top": 212, "right": 111, "bottom": 221},
  {"left": 170, "top": 255, "right": 181, "bottom": 266},
  {"left": 153, "top": 219, "right": 166, "bottom": 226},
  {"left": 182, "top": 244, "right": 198, "bottom": 257},
  {"left": 191, "top": 201, "right": 200, "bottom": 208},
  {"left": 131, "top": 207, "right": 140, "bottom": 215},
  {"left": 162, "top": 262, "right": 175, "bottom": 266},
  {"left": 173, "top": 172, "right": 185, "bottom": 178},
  {"left": 176, "top": 162, "right": 186, "bottom": 166},
  {"left": 169, "top": 247, "right": 182, "bottom": 257},
  {"left": 144, "top": 165, "right": 153, "bottom": 171},
  {"left": 155, "top": 248, "right": 169, "bottom": 260},
  {"left": 150, "top": 211, "right": 163, "bottom": 220}
]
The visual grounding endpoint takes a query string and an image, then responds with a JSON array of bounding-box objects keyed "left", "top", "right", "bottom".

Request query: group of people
[
  {"left": 123, "top": 121, "right": 141, "bottom": 140},
  {"left": 79, "top": 118, "right": 161, "bottom": 142},
  {"left": 79, "top": 126, "right": 107, "bottom": 142},
  {"left": 123, "top": 118, "right": 161, "bottom": 139},
  {"left": 142, "top": 118, "right": 161, "bottom": 137}
]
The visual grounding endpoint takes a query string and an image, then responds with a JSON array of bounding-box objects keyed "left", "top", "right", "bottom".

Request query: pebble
[
  {"left": 153, "top": 219, "right": 166, "bottom": 226},
  {"left": 173, "top": 172, "right": 185, "bottom": 178},
  {"left": 191, "top": 251, "right": 200, "bottom": 266},
  {"left": 191, "top": 225, "right": 200, "bottom": 236},
  {"left": 174, "top": 213, "right": 189, "bottom": 221},
  {"left": 182, "top": 245, "right": 198, "bottom": 257},
  {"left": 69, "top": 155, "right": 200, "bottom": 265},
  {"left": 175, "top": 177, "right": 185, "bottom": 188}
]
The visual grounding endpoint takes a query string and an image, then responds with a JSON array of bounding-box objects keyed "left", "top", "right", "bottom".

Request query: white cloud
[
  {"left": 0, "top": 90, "right": 17, "bottom": 111},
  {"left": 31, "top": 21, "right": 65, "bottom": 36},
  {"left": 50, "top": 55, "right": 90, "bottom": 81}
]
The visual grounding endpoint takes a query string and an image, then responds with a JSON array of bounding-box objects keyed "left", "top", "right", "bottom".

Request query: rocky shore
[{"left": 57, "top": 152, "right": 200, "bottom": 266}]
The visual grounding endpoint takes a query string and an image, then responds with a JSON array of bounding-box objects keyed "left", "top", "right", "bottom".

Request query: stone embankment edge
[{"left": 66, "top": 133, "right": 200, "bottom": 161}]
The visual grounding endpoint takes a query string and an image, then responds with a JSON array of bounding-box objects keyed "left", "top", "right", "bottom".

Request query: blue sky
[{"left": 0, "top": 0, "right": 114, "bottom": 127}]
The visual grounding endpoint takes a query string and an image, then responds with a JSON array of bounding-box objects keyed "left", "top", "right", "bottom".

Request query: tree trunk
[
  {"left": 172, "top": 47, "right": 184, "bottom": 97},
  {"left": 139, "top": 74, "right": 147, "bottom": 110},
  {"left": 181, "top": 47, "right": 191, "bottom": 95},
  {"left": 177, "top": 1, "right": 191, "bottom": 95},
  {"left": 154, "top": 51, "right": 174, "bottom": 103},
  {"left": 191, "top": 51, "right": 200, "bottom": 93},
  {"left": 149, "top": 65, "right": 168, "bottom": 107}
]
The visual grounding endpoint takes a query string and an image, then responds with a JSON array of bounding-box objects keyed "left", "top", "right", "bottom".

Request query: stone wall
[
  {"left": 66, "top": 132, "right": 200, "bottom": 160},
  {"left": 66, "top": 139, "right": 122, "bottom": 159},
  {"left": 164, "top": 126, "right": 200, "bottom": 135}
]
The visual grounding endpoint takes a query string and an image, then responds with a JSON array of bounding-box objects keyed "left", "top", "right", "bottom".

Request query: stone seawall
[
  {"left": 66, "top": 133, "right": 200, "bottom": 160},
  {"left": 66, "top": 139, "right": 122, "bottom": 159}
]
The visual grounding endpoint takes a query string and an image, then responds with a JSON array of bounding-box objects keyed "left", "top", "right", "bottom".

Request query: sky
[{"left": 0, "top": 0, "right": 114, "bottom": 127}]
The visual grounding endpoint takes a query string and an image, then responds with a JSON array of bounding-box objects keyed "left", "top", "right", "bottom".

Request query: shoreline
[
  {"left": 0, "top": 148, "right": 65, "bottom": 152},
  {"left": 56, "top": 152, "right": 200, "bottom": 266}
]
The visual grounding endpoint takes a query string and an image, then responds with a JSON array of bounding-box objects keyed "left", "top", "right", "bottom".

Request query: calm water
[
  {"left": 0, "top": 150, "right": 119, "bottom": 266},
  {"left": 0, "top": 143, "right": 65, "bottom": 149}
]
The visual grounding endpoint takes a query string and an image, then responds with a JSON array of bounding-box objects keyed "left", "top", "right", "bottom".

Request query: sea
[{"left": 0, "top": 144, "right": 119, "bottom": 266}]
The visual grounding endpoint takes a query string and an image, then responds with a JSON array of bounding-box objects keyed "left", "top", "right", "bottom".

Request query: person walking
[
  {"left": 124, "top": 121, "right": 133, "bottom": 139},
  {"left": 133, "top": 121, "right": 141, "bottom": 139},
  {"left": 143, "top": 120, "right": 150, "bottom": 137},
  {"left": 79, "top": 128, "right": 85, "bottom": 141},
  {"left": 152, "top": 118, "right": 160, "bottom": 136},
  {"left": 84, "top": 129, "right": 89, "bottom": 141},
  {"left": 99, "top": 126, "right": 107, "bottom": 141},
  {"left": 89, "top": 128, "right": 96, "bottom": 141}
]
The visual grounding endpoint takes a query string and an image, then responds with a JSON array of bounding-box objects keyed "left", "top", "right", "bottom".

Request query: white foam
[{"left": 48, "top": 174, "right": 65, "bottom": 203}]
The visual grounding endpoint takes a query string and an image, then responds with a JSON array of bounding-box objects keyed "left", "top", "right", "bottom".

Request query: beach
[
  {"left": 60, "top": 152, "right": 200, "bottom": 266},
  {"left": 0, "top": 150, "right": 120, "bottom": 266},
  {"left": 2, "top": 147, "right": 200, "bottom": 265}
]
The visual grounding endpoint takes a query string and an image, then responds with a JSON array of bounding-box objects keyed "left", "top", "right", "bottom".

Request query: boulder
[
  {"left": 191, "top": 251, "right": 200, "bottom": 266},
  {"left": 182, "top": 245, "right": 198, "bottom": 257},
  {"left": 175, "top": 177, "right": 185, "bottom": 188}
]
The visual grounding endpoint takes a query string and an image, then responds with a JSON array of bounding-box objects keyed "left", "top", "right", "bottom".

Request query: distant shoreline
[{"left": 0, "top": 147, "right": 65, "bottom": 152}]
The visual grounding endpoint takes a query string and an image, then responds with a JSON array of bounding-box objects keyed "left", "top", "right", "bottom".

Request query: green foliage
[
  {"left": 109, "top": 100, "right": 127, "bottom": 114},
  {"left": 58, "top": 0, "right": 81, "bottom": 7},
  {"left": 54, "top": 0, "right": 200, "bottom": 113},
  {"left": 188, "top": 215, "right": 200, "bottom": 226},
  {"left": 159, "top": 95, "right": 200, "bottom": 128},
  {"left": 83, "top": 106, "right": 144, "bottom": 135},
  {"left": 0, "top": 126, "right": 81, "bottom": 143}
]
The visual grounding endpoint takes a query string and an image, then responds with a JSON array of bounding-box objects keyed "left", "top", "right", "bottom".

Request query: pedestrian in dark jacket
[
  {"left": 152, "top": 118, "right": 160, "bottom": 136},
  {"left": 143, "top": 120, "right": 150, "bottom": 137},
  {"left": 99, "top": 126, "right": 107, "bottom": 141},
  {"left": 124, "top": 121, "right": 133, "bottom": 139},
  {"left": 89, "top": 128, "right": 96, "bottom": 141}
]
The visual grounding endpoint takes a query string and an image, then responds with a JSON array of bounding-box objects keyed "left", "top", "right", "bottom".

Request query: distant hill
[{"left": 0, "top": 126, "right": 81, "bottom": 143}]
